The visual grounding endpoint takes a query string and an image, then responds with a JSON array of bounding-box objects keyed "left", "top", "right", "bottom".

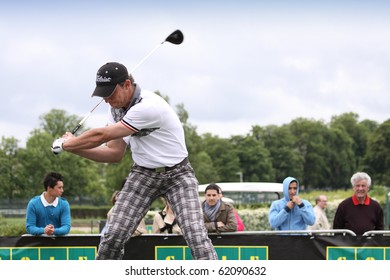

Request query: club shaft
[
  {"left": 72, "top": 35, "right": 171, "bottom": 134},
  {"left": 129, "top": 42, "right": 164, "bottom": 74},
  {"left": 72, "top": 99, "right": 104, "bottom": 134}
]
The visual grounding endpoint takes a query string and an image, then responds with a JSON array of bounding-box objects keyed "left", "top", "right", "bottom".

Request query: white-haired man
[{"left": 333, "top": 172, "right": 384, "bottom": 235}]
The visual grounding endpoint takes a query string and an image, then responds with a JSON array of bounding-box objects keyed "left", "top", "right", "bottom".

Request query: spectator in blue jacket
[
  {"left": 26, "top": 172, "right": 71, "bottom": 235},
  {"left": 269, "top": 176, "right": 315, "bottom": 231}
]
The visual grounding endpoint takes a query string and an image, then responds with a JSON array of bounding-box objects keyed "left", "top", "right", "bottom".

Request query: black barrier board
[{"left": 1, "top": 234, "right": 390, "bottom": 260}]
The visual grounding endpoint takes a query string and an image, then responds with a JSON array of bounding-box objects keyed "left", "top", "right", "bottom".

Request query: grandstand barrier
[{"left": 1, "top": 230, "right": 390, "bottom": 260}]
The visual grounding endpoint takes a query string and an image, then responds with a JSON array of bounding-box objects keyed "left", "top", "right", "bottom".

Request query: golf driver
[{"left": 71, "top": 29, "right": 184, "bottom": 134}]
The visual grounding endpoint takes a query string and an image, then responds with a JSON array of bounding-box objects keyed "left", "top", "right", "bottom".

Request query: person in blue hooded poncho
[{"left": 269, "top": 177, "right": 315, "bottom": 230}]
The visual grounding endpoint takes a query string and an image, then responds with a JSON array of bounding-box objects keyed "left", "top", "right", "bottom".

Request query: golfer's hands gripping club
[
  {"left": 51, "top": 137, "right": 67, "bottom": 155},
  {"left": 51, "top": 132, "right": 76, "bottom": 155}
]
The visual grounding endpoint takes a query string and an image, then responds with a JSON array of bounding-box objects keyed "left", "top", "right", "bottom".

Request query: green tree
[
  {"left": 104, "top": 150, "right": 134, "bottom": 197},
  {"left": 39, "top": 109, "right": 82, "bottom": 138},
  {"left": 289, "top": 118, "right": 330, "bottom": 189},
  {"left": 251, "top": 125, "right": 302, "bottom": 183},
  {"left": 330, "top": 112, "right": 378, "bottom": 170},
  {"left": 174, "top": 103, "right": 219, "bottom": 183},
  {"left": 192, "top": 151, "right": 219, "bottom": 184},
  {"left": 325, "top": 126, "right": 355, "bottom": 188},
  {"left": 18, "top": 110, "right": 107, "bottom": 202},
  {"left": 364, "top": 119, "right": 390, "bottom": 185},
  {"left": 0, "top": 137, "right": 27, "bottom": 199},
  {"left": 230, "top": 134, "right": 274, "bottom": 182},
  {"left": 175, "top": 103, "right": 202, "bottom": 164},
  {"left": 200, "top": 134, "right": 240, "bottom": 182}
]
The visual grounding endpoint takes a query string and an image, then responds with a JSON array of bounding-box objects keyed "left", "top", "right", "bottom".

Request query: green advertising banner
[
  {"left": 1, "top": 234, "right": 390, "bottom": 260},
  {"left": 0, "top": 246, "right": 96, "bottom": 260}
]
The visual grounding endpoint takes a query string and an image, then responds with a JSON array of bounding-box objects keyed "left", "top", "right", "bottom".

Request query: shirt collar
[
  {"left": 352, "top": 194, "right": 370, "bottom": 205},
  {"left": 40, "top": 192, "right": 59, "bottom": 207}
]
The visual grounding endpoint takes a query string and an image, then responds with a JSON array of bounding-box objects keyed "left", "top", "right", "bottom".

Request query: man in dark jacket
[{"left": 202, "top": 183, "right": 237, "bottom": 233}]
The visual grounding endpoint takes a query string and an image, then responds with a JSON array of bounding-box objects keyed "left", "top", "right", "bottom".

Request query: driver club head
[{"left": 165, "top": 30, "right": 184, "bottom": 45}]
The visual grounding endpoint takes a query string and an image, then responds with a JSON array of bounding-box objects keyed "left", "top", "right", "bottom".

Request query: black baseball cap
[{"left": 92, "top": 62, "right": 129, "bottom": 98}]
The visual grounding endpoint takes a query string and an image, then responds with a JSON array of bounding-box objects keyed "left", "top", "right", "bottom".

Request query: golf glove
[{"left": 51, "top": 138, "right": 66, "bottom": 155}]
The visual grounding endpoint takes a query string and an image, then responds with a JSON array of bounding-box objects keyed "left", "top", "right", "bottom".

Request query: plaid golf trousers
[{"left": 96, "top": 161, "right": 218, "bottom": 260}]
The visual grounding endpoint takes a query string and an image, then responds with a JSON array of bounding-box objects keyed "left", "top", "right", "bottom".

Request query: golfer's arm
[
  {"left": 63, "top": 123, "right": 131, "bottom": 162},
  {"left": 68, "top": 139, "right": 127, "bottom": 163}
]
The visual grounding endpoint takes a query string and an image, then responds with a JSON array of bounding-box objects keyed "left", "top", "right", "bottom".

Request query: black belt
[{"left": 136, "top": 157, "right": 188, "bottom": 173}]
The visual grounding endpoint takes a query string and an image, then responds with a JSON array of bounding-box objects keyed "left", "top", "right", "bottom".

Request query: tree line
[{"left": 0, "top": 98, "right": 389, "bottom": 205}]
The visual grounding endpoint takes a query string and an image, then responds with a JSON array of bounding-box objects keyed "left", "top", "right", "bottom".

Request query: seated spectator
[
  {"left": 101, "top": 187, "right": 147, "bottom": 237},
  {"left": 26, "top": 172, "right": 71, "bottom": 236},
  {"left": 202, "top": 183, "right": 237, "bottom": 233},
  {"left": 153, "top": 197, "right": 181, "bottom": 234}
]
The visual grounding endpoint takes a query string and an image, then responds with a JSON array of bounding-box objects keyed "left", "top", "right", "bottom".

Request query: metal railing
[
  {"left": 22, "top": 229, "right": 390, "bottom": 238},
  {"left": 218, "top": 229, "right": 357, "bottom": 236},
  {"left": 362, "top": 230, "right": 390, "bottom": 236}
]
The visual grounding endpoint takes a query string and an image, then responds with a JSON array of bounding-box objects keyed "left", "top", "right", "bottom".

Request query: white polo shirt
[{"left": 108, "top": 88, "right": 188, "bottom": 168}]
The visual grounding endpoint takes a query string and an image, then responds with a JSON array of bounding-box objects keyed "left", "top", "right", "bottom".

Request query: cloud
[{"left": 1, "top": 1, "right": 389, "bottom": 148}]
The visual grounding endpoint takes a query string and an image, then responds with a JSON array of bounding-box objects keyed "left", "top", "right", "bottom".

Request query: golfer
[{"left": 51, "top": 62, "right": 218, "bottom": 260}]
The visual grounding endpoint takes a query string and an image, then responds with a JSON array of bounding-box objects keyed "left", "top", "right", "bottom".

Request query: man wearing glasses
[
  {"left": 333, "top": 172, "right": 384, "bottom": 235},
  {"left": 269, "top": 176, "right": 315, "bottom": 231}
]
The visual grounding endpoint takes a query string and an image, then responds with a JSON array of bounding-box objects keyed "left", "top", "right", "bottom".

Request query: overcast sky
[{"left": 1, "top": 0, "right": 389, "bottom": 147}]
